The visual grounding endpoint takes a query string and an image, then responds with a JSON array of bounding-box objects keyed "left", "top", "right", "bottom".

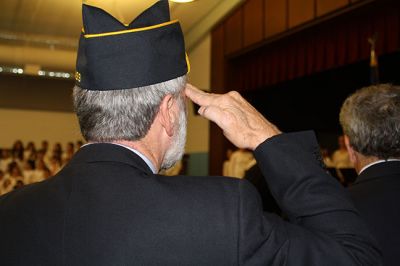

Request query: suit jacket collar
[
  {"left": 355, "top": 161, "right": 400, "bottom": 184},
  {"left": 70, "top": 143, "right": 154, "bottom": 175}
]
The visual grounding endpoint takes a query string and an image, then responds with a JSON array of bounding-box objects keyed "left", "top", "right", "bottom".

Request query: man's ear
[
  {"left": 158, "top": 94, "right": 175, "bottom": 137},
  {"left": 344, "top": 135, "right": 357, "bottom": 164}
]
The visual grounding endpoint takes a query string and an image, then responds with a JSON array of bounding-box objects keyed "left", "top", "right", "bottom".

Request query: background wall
[
  {"left": 0, "top": 108, "right": 82, "bottom": 149},
  {"left": 0, "top": 74, "right": 79, "bottom": 148},
  {"left": 186, "top": 34, "right": 211, "bottom": 175},
  {"left": 186, "top": 34, "right": 211, "bottom": 154}
]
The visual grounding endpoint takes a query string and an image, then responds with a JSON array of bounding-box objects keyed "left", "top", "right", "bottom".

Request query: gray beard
[{"left": 160, "top": 102, "right": 187, "bottom": 171}]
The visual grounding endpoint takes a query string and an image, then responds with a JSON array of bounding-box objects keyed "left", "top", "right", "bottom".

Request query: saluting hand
[{"left": 185, "top": 84, "right": 281, "bottom": 151}]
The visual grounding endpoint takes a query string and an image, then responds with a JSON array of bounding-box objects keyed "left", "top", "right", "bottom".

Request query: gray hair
[
  {"left": 73, "top": 76, "right": 187, "bottom": 142},
  {"left": 339, "top": 84, "right": 400, "bottom": 159}
]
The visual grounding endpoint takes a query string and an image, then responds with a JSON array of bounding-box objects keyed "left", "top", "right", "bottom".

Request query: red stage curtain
[{"left": 227, "top": 3, "right": 400, "bottom": 91}]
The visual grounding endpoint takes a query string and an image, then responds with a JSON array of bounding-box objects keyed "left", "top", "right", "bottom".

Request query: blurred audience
[
  {"left": 222, "top": 149, "right": 233, "bottom": 177},
  {"left": 24, "top": 141, "right": 37, "bottom": 166},
  {"left": 5, "top": 162, "right": 24, "bottom": 182},
  {"left": 331, "top": 135, "right": 352, "bottom": 168},
  {"left": 0, "top": 139, "right": 84, "bottom": 195},
  {"left": 223, "top": 148, "right": 254, "bottom": 178},
  {"left": 0, "top": 149, "right": 12, "bottom": 172},
  {"left": 62, "top": 142, "right": 75, "bottom": 163},
  {"left": 11, "top": 140, "right": 24, "bottom": 163},
  {"left": 320, "top": 147, "right": 335, "bottom": 168},
  {"left": 40, "top": 140, "right": 49, "bottom": 155}
]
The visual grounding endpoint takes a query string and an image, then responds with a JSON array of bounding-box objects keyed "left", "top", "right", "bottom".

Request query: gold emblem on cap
[{"left": 75, "top": 71, "right": 81, "bottom": 82}]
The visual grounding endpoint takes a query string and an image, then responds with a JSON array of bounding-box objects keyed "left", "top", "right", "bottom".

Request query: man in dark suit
[
  {"left": 0, "top": 1, "right": 381, "bottom": 265},
  {"left": 339, "top": 84, "right": 400, "bottom": 266}
]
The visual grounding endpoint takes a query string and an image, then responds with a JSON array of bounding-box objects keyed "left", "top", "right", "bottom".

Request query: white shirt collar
[
  {"left": 359, "top": 158, "right": 400, "bottom": 174},
  {"left": 82, "top": 142, "right": 157, "bottom": 174}
]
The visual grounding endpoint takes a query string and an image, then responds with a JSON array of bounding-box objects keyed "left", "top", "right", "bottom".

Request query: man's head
[
  {"left": 73, "top": 75, "right": 187, "bottom": 170},
  {"left": 73, "top": 1, "right": 190, "bottom": 171},
  {"left": 339, "top": 84, "right": 400, "bottom": 160}
]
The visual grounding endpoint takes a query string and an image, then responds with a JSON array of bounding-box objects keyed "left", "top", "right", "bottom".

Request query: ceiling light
[{"left": 170, "top": 0, "right": 196, "bottom": 3}]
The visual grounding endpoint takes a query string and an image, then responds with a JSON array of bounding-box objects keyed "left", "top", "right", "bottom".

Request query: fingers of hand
[
  {"left": 196, "top": 91, "right": 246, "bottom": 128},
  {"left": 198, "top": 105, "right": 225, "bottom": 126},
  {"left": 186, "top": 88, "right": 280, "bottom": 149},
  {"left": 185, "top": 84, "right": 212, "bottom": 106}
]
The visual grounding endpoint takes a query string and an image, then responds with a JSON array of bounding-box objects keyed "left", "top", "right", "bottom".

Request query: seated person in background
[
  {"left": 22, "top": 161, "right": 35, "bottom": 185},
  {"left": 13, "top": 180, "right": 24, "bottom": 190},
  {"left": 62, "top": 142, "right": 75, "bottom": 164},
  {"left": 11, "top": 140, "right": 24, "bottom": 166},
  {"left": 339, "top": 84, "right": 400, "bottom": 266},
  {"left": 222, "top": 149, "right": 233, "bottom": 176},
  {"left": 30, "top": 159, "right": 50, "bottom": 183},
  {"left": 35, "top": 149, "right": 50, "bottom": 169},
  {"left": 228, "top": 148, "right": 254, "bottom": 178},
  {"left": 1, "top": 178, "right": 15, "bottom": 196},
  {"left": 76, "top": 140, "right": 84, "bottom": 149},
  {"left": 5, "top": 162, "right": 24, "bottom": 184},
  {"left": 40, "top": 140, "right": 49, "bottom": 156},
  {"left": 321, "top": 147, "right": 335, "bottom": 167},
  {"left": 48, "top": 155, "right": 62, "bottom": 176},
  {"left": 50, "top": 143, "right": 63, "bottom": 164},
  {"left": 24, "top": 141, "right": 37, "bottom": 164},
  {"left": 332, "top": 135, "right": 353, "bottom": 168},
  {"left": 0, "top": 170, "right": 4, "bottom": 194},
  {"left": 0, "top": 149, "right": 12, "bottom": 173}
]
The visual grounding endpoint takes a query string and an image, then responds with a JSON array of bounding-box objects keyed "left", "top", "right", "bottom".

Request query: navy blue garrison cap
[{"left": 75, "top": 0, "right": 189, "bottom": 90}]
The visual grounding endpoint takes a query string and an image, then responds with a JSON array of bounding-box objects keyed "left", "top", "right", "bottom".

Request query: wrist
[{"left": 251, "top": 129, "right": 282, "bottom": 150}]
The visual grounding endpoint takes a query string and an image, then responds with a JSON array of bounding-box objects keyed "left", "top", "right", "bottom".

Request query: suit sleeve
[{"left": 237, "top": 131, "right": 382, "bottom": 265}]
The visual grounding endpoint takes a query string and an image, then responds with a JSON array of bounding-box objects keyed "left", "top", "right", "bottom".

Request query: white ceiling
[{"left": 0, "top": 0, "right": 242, "bottom": 51}]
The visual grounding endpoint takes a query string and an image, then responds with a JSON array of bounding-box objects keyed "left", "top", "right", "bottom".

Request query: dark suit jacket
[
  {"left": 349, "top": 161, "right": 400, "bottom": 266},
  {"left": 0, "top": 132, "right": 380, "bottom": 265},
  {"left": 244, "top": 164, "right": 281, "bottom": 215}
]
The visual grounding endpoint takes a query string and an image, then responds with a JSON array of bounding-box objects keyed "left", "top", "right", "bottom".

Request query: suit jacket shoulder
[
  {"left": 349, "top": 161, "right": 400, "bottom": 266},
  {"left": 0, "top": 136, "right": 382, "bottom": 265}
]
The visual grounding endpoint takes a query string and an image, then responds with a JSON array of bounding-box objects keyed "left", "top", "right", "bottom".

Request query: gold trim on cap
[
  {"left": 84, "top": 19, "right": 179, "bottom": 39},
  {"left": 185, "top": 53, "right": 191, "bottom": 74}
]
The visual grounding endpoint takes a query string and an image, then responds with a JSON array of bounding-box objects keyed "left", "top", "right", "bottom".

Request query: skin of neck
[{"left": 344, "top": 135, "right": 380, "bottom": 174}]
